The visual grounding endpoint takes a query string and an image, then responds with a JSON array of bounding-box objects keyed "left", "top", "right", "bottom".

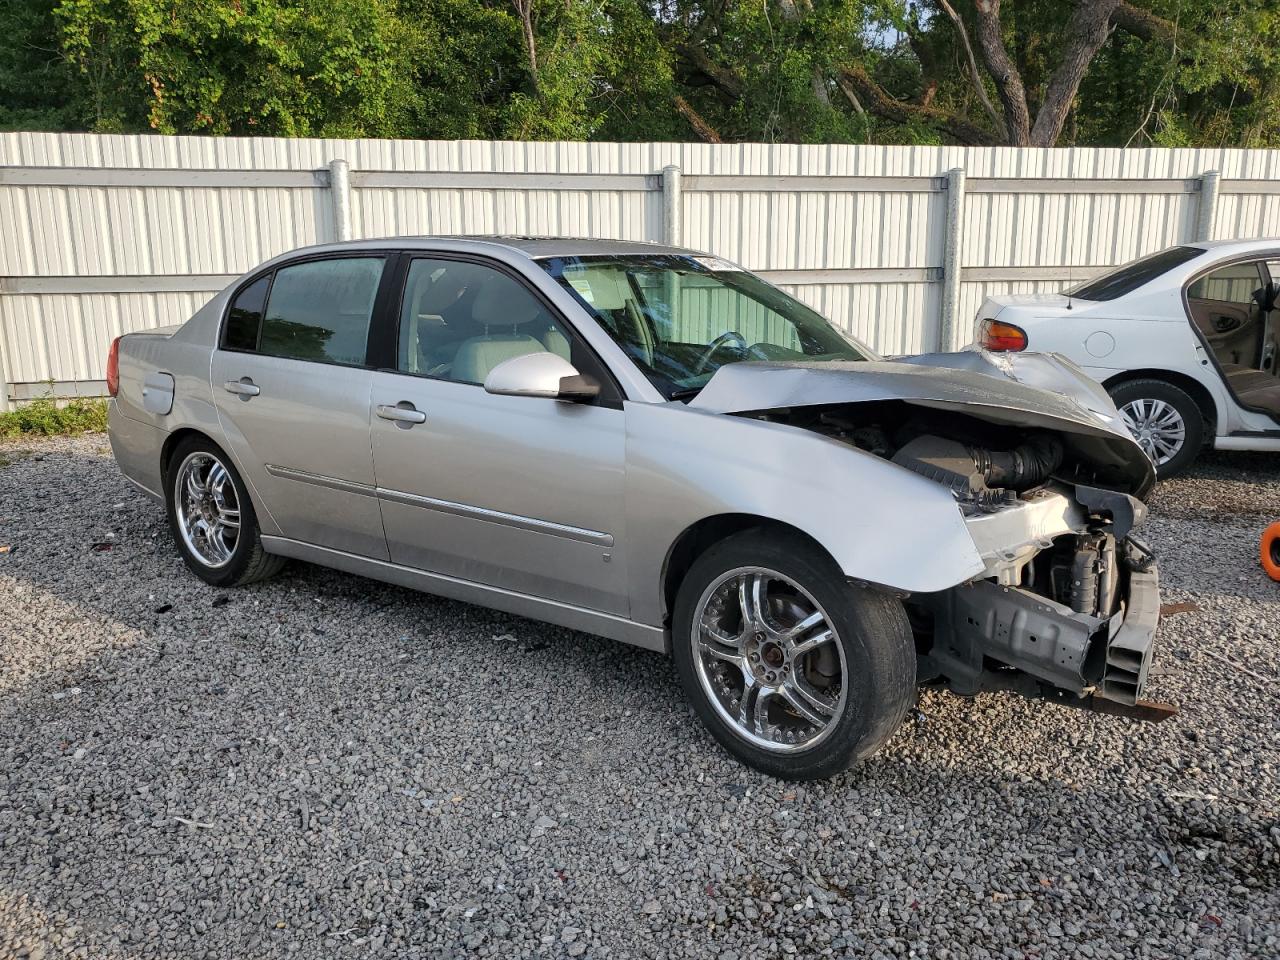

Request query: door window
[
  {"left": 222, "top": 257, "right": 385, "bottom": 365},
  {"left": 1187, "top": 261, "right": 1264, "bottom": 305},
  {"left": 224, "top": 275, "right": 270, "bottom": 351},
  {"left": 396, "top": 257, "right": 616, "bottom": 397}
]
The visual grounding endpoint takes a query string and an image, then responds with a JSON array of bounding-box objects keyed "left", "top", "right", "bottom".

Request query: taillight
[
  {"left": 106, "top": 336, "right": 121, "bottom": 397},
  {"left": 979, "top": 318, "right": 1028, "bottom": 352}
]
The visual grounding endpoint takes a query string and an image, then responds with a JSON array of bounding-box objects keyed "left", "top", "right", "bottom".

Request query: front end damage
[
  {"left": 916, "top": 482, "right": 1160, "bottom": 709},
  {"left": 691, "top": 352, "right": 1168, "bottom": 717}
]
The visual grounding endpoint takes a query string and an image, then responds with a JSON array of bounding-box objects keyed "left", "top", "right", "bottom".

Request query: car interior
[
  {"left": 1185, "top": 258, "right": 1280, "bottom": 421},
  {"left": 398, "top": 260, "right": 572, "bottom": 383}
]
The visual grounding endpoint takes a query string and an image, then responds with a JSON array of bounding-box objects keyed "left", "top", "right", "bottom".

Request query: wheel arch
[
  {"left": 661, "top": 514, "right": 841, "bottom": 629},
  {"left": 1102, "top": 368, "right": 1218, "bottom": 434},
  {"left": 160, "top": 427, "right": 221, "bottom": 484}
]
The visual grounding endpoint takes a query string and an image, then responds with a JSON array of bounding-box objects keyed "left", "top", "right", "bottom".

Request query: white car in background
[{"left": 973, "top": 239, "right": 1280, "bottom": 477}]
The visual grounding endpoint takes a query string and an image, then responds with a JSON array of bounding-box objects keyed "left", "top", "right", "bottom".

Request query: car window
[
  {"left": 1187, "top": 260, "right": 1264, "bottom": 305},
  {"left": 1065, "top": 245, "right": 1203, "bottom": 302},
  {"left": 248, "top": 257, "right": 385, "bottom": 366},
  {"left": 397, "top": 257, "right": 617, "bottom": 397},
  {"left": 539, "top": 254, "right": 871, "bottom": 398},
  {"left": 224, "top": 274, "right": 270, "bottom": 351}
]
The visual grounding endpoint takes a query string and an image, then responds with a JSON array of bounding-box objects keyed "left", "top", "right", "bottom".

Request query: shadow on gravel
[{"left": 1, "top": 442, "right": 1277, "bottom": 959}]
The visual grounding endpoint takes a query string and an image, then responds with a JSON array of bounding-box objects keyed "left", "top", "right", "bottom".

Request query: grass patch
[{"left": 0, "top": 395, "right": 109, "bottom": 440}]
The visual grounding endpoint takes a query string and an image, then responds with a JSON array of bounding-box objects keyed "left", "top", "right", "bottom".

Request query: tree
[
  {"left": 0, "top": 0, "right": 1275, "bottom": 148},
  {"left": 56, "top": 0, "right": 425, "bottom": 136}
]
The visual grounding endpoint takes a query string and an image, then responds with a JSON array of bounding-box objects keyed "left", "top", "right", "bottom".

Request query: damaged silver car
[{"left": 107, "top": 238, "right": 1163, "bottom": 779}]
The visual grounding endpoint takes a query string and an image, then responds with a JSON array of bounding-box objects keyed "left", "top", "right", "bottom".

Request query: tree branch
[
  {"left": 972, "top": 0, "right": 1031, "bottom": 146},
  {"left": 1110, "top": 1, "right": 1176, "bottom": 44},
  {"left": 673, "top": 95, "right": 724, "bottom": 144},
  {"left": 1029, "top": 0, "right": 1119, "bottom": 146},
  {"left": 838, "top": 64, "right": 1000, "bottom": 146},
  {"left": 676, "top": 44, "right": 743, "bottom": 100},
  {"left": 937, "top": 0, "right": 1005, "bottom": 136}
]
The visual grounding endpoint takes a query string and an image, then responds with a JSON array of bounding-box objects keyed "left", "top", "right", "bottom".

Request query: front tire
[
  {"left": 164, "top": 437, "right": 285, "bottom": 587},
  {"left": 1108, "top": 378, "right": 1204, "bottom": 479},
  {"left": 672, "top": 529, "right": 915, "bottom": 780}
]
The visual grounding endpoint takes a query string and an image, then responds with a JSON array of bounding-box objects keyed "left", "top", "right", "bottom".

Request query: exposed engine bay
[{"left": 747, "top": 399, "right": 1162, "bottom": 712}]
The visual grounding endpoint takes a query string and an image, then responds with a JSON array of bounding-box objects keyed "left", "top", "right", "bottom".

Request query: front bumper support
[{"left": 920, "top": 549, "right": 1161, "bottom": 706}]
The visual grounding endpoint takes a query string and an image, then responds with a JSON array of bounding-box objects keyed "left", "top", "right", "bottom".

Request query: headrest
[
  {"left": 411, "top": 267, "right": 467, "bottom": 317},
  {"left": 471, "top": 276, "right": 543, "bottom": 327},
  {"left": 563, "top": 268, "right": 630, "bottom": 311}
]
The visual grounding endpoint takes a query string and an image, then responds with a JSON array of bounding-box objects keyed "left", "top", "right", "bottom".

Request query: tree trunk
[
  {"left": 972, "top": 0, "right": 1032, "bottom": 146},
  {"left": 512, "top": 0, "right": 539, "bottom": 93},
  {"left": 1029, "top": 0, "right": 1119, "bottom": 146}
]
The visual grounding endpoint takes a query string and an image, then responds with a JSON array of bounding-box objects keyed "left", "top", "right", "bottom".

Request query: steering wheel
[{"left": 694, "top": 330, "right": 750, "bottom": 375}]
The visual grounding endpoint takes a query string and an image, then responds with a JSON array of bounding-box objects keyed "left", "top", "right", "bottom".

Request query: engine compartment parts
[
  {"left": 1262, "top": 522, "right": 1280, "bottom": 582},
  {"left": 913, "top": 535, "right": 1160, "bottom": 707},
  {"left": 889, "top": 432, "right": 1064, "bottom": 507}
]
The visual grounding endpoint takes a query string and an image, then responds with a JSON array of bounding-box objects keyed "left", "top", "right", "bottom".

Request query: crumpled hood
[{"left": 690, "top": 350, "right": 1155, "bottom": 497}]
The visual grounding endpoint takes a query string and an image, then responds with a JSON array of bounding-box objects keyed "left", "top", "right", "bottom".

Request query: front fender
[{"left": 624, "top": 403, "right": 985, "bottom": 628}]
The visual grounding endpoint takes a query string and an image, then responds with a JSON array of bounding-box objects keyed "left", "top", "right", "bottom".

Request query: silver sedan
[{"left": 108, "top": 237, "right": 1163, "bottom": 778}]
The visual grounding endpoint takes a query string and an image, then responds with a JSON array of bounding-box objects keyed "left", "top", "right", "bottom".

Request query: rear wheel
[
  {"left": 672, "top": 529, "right": 915, "bottom": 779},
  {"left": 165, "top": 437, "right": 285, "bottom": 587},
  {"left": 1108, "top": 378, "right": 1204, "bottom": 479}
]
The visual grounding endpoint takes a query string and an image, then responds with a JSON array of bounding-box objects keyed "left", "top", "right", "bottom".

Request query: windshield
[
  {"left": 1064, "top": 245, "right": 1203, "bottom": 301},
  {"left": 539, "top": 254, "right": 873, "bottom": 398}
]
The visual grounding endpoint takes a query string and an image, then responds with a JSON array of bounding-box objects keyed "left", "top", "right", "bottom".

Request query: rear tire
[
  {"left": 1107, "top": 378, "right": 1205, "bottom": 479},
  {"left": 672, "top": 529, "right": 915, "bottom": 780},
  {"left": 164, "top": 436, "right": 285, "bottom": 588}
]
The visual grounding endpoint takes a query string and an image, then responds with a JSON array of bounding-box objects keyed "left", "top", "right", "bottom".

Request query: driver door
[{"left": 369, "top": 255, "right": 631, "bottom": 615}]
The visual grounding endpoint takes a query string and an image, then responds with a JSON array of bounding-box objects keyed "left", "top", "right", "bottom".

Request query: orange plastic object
[{"left": 1261, "top": 522, "right": 1280, "bottom": 582}]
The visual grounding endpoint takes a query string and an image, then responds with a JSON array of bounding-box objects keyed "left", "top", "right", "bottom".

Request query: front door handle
[
  {"left": 223, "top": 377, "right": 260, "bottom": 397},
  {"left": 376, "top": 402, "right": 427, "bottom": 425}
]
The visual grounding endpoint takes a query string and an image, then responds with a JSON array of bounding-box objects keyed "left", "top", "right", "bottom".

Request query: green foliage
[
  {"left": 0, "top": 0, "right": 1274, "bottom": 146},
  {"left": 0, "top": 396, "right": 109, "bottom": 439},
  {"left": 56, "top": 0, "right": 424, "bottom": 136},
  {"left": 0, "top": 0, "right": 84, "bottom": 129}
]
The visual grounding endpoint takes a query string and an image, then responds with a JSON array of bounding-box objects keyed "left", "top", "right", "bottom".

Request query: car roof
[
  {"left": 267, "top": 235, "right": 707, "bottom": 261},
  {"left": 1186, "top": 237, "right": 1280, "bottom": 255}
]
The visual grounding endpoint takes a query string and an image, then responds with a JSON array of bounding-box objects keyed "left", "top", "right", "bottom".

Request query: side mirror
[
  {"left": 1253, "top": 281, "right": 1280, "bottom": 313},
  {"left": 483, "top": 351, "right": 600, "bottom": 403}
]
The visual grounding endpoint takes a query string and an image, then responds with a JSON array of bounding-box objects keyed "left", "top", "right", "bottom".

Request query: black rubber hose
[{"left": 969, "top": 434, "right": 1064, "bottom": 490}]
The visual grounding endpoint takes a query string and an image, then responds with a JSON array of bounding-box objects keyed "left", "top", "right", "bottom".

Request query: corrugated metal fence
[{"left": 3, "top": 132, "right": 1280, "bottom": 409}]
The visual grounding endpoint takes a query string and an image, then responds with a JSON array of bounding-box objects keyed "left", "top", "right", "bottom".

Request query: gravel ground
[{"left": 1, "top": 435, "right": 1278, "bottom": 960}]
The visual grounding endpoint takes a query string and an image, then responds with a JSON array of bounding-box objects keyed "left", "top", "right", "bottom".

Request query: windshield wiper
[{"left": 668, "top": 386, "right": 704, "bottom": 401}]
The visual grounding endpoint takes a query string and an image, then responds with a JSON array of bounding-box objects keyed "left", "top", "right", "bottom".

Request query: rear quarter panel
[
  {"left": 109, "top": 326, "right": 226, "bottom": 504},
  {"left": 998, "top": 296, "right": 1238, "bottom": 435}
]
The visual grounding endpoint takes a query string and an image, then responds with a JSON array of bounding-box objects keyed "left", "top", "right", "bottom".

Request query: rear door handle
[
  {"left": 223, "top": 377, "right": 260, "bottom": 397},
  {"left": 376, "top": 402, "right": 427, "bottom": 425}
]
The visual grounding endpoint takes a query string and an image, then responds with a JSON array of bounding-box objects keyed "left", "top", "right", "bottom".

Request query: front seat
[{"left": 451, "top": 280, "right": 547, "bottom": 385}]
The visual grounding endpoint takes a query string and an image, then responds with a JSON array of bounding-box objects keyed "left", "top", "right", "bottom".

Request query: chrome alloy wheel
[
  {"left": 692, "top": 567, "right": 847, "bottom": 753},
  {"left": 174, "top": 451, "right": 241, "bottom": 568},
  {"left": 1119, "top": 398, "right": 1186, "bottom": 466}
]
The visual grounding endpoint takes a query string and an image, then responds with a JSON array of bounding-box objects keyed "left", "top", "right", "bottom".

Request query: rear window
[
  {"left": 222, "top": 257, "right": 385, "bottom": 366},
  {"left": 1065, "top": 246, "right": 1203, "bottom": 302}
]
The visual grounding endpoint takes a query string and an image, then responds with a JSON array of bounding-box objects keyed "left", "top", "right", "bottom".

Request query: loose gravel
[{"left": 1, "top": 435, "right": 1278, "bottom": 960}]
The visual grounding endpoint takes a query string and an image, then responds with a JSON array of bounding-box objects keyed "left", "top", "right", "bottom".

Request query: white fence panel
[{"left": 3, "top": 132, "right": 1280, "bottom": 406}]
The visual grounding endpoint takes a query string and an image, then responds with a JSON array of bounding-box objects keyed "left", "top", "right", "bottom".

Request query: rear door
[
  {"left": 368, "top": 254, "right": 630, "bottom": 615},
  {"left": 211, "top": 253, "right": 394, "bottom": 559},
  {"left": 1185, "top": 259, "right": 1266, "bottom": 368}
]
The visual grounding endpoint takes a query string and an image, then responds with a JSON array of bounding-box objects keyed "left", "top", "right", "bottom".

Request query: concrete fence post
[
  {"left": 939, "top": 167, "right": 966, "bottom": 352},
  {"left": 1196, "top": 169, "right": 1220, "bottom": 242},
  {"left": 329, "top": 158, "right": 353, "bottom": 242},
  {"left": 661, "top": 165, "right": 683, "bottom": 246}
]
